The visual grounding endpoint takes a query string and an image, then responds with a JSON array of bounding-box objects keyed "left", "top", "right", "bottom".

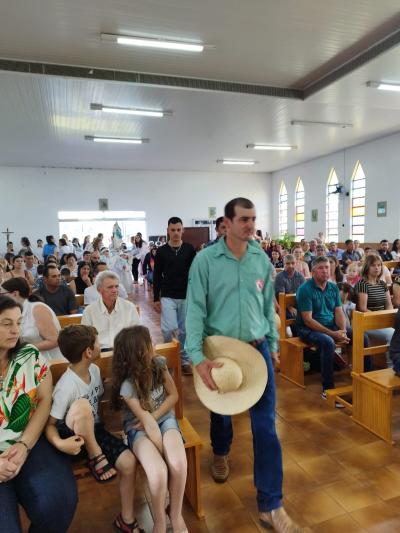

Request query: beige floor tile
[
  {"left": 350, "top": 501, "right": 399, "bottom": 529},
  {"left": 286, "top": 488, "right": 346, "bottom": 525},
  {"left": 324, "top": 479, "right": 379, "bottom": 512},
  {"left": 310, "top": 513, "right": 367, "bottom": 532},
  {"left": 298, "top": 455, "right": 351, "bottom": 485}
]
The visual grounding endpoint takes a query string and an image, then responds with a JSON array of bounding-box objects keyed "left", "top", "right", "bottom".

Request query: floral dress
[{"left": 0, "top": 344, "right": 48, "bottom": 452}]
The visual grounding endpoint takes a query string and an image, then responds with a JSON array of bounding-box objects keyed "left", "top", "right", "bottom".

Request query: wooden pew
[
  {"left": 49, "top": 339, "right": 204, "bottom": 519},
  {"left": 350, "top": 309, "right": 400, "bottom": 443},
  {"left": 58, "top": 313, "right": 83, "bottom": 328},
  {"left": 57, "top": 305, "right": 140, "bottom": 329},
  {"left": 279, "top": 292, "right": 348, "bottom": 392},
  {"left": 278, "top": 293, "right": 307, "bottom": 388},
  {"left": 154, "top": 340, "right": 203, "bottom": 518},
  {"left": 75, "top": 294, "right": 84, "bottom": 307},
  {"left": 383, "top": 261, "right": 399, "bottom": 271}
]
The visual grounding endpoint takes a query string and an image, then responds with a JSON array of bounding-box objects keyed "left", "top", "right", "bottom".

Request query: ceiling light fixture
[
  {"left": 85, "top": 135, "right": 149, "bottom": 144},
  {"left": 367, "top": 81, "right": 400, "bottom": 92},
  {"left": 90, "top": 103, "right": 172, "bottom": 117},
  {"left": 246, "top": 144, "right": 296, "bottom": 151},
  {"left": 291, "top": 120, "right": 352, "bottom": 128},
  {"left": 101, "top": 33, "right": 205, "bottom": 52},
  {"left": 217, "top": 159, "right": 257, "bottom": 166}
]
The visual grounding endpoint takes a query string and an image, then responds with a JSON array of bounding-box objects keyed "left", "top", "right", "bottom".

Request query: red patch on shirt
[{"left": 256, "top": 279, "right": 264, "bottom": 292}]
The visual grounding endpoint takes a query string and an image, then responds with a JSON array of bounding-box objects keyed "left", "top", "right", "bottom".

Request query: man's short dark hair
[
  {"left": 43, "top": 264, "right": 58, "bottom": 278},
  {"left": 215, "top": 216, "right": 224, "bottom": 229},
  {"left": 224, "top": 198, "right": 255, "bottom": 220},
  {"left": 25, "top": 251, "right": 34, "bottom": 258},
  {"left": 168, "top": 217, "right": 183, "bottom": 226},
  {"left": 58, "top": 325, "right": 98, "bottom": 364},
  {"left": 311, "top": 256, "right": 329, "bottom": 271},
  {"left": 94, "top": 262, "right": 107, "bottom": 276},
  {"left": 345, "top": 239, "right": 353, "bottom": 245},
  {"left": 380, "top": 239, "right": 388, "bottom": 244}
]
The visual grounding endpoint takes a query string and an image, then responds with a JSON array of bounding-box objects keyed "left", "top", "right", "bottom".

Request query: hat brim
[{"left": 193, "top": 336, "right": 268, "bottom": 415}]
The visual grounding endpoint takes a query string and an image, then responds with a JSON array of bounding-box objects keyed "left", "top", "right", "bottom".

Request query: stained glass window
[
  {"left": 326, "top": 168, "right": 339, "bottom": 242},
  {"left": 351, "top": 162, "right": 366, "bottom": 242},
  {"left": 295, "top": 178, "right": 305, "bottom": 238},
  {"left": 279, "top": 182, "right": 288, "bottom": 237}
]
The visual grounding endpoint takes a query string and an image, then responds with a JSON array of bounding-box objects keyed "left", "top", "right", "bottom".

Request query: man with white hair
[
  {"left": 83, "top": 263, "right": 128, "bottom": 305},
  {"left": 81, "top": 270, "right": 140, "bottom": 350}
]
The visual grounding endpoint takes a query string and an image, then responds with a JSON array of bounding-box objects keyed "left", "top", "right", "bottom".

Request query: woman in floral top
[{"left": 0, "top": 295, "right": 77, "bottom": 532}]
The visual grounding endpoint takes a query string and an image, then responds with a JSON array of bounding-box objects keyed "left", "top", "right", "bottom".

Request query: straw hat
[{"left": 193, "top": 336, "right": 268, "bottom": 415}]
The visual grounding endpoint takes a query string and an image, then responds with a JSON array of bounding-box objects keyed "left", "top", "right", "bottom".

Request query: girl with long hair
[{"left": 111, "top": 326, "right": 187, "bottom": 533}]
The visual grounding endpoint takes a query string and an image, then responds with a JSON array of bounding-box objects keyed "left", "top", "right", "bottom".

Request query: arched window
[
  {"left": 326, "top": 168, "right": 339, "bottom": 242},
  {"left": 295, "top": 177, "right": 305, "bottom": 238},
  {"left": 351, "top": 161, "right": 366, "bottom": 242},
  {"left": 278, "top": 182, "right": 288, "bottom": 237}
]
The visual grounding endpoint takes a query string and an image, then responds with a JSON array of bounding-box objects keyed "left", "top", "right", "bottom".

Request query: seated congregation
[{"left": 2, "top": 219, "right": 400, "bottom": 533}]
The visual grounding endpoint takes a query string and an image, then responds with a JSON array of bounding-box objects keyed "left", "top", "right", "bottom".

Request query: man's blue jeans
[
  {"left": 0, "top": 436, "right": 78, "bottom": 533},
  {"left": 298, "top": 325, "right": 370, "bottom": 390},
  {"left": 160, "top": 297, "right": 190, "bottom": 366},
  {"left": 210, "top": 339, "right": 283, "bottom": 512}
]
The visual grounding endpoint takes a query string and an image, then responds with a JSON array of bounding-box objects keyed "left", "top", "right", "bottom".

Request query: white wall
[
  {"left": 271, "top": 131, "right": 400, "bottom": 242},
  {"left": 0, "top": 167, "right": 272, "bottom": 251}
]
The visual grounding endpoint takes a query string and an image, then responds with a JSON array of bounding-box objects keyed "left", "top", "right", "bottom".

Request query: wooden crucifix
[{"left": 1, "top": 227, "right": 14, "bottom": 244}]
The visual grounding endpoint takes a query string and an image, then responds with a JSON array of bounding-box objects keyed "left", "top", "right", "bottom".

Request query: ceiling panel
[
  {"left": 0, "top": 0, "right": 399, "bottom": 86},
  {"left": 1, "top": 1, "right": 400, "bottom": 172}
]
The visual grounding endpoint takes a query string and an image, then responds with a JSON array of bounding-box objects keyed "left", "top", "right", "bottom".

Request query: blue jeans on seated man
[
  {"left": 298, "top": 325, "right": 370, "bottom": 390},
  {"left": 210, "top": 339, "right": 283, "bottom": 513},
  {"left": 160, "top": 297, "right": 190, "bottom": 366},
  {"left": 0, "top": 435, "right": 78, "bottom": 533}
]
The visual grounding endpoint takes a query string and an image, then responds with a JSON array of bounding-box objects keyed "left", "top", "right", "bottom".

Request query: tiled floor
[{"left": 38, "top": 285, "right": 400, "bottom": 531}]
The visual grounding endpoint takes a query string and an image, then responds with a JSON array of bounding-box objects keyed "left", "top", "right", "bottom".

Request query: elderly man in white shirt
[
  {"left": 84, "top": 264, "right": 128, "bottom": 305},
  {"left": 81, "top": 270, "right": 140, "bottom": 350}
]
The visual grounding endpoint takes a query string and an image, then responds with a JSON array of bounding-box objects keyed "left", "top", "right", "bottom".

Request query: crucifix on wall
[{"left": 1, "top": 227, "right": 14, "bottom": 244}]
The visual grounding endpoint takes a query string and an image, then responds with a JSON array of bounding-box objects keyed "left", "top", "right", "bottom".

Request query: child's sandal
[
  {"left": 113, "top": 512, "right": 145, "bottom": 533},
  {"left": 87, "top": 453, "right": 116, "bottom": 483}
]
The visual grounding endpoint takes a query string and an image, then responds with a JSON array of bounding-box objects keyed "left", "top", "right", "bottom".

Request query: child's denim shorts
[{"left": 126, "top": 412, "right": 180, "bottom": 448}]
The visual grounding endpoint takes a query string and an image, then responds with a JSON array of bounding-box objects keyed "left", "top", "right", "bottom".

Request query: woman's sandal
[
  {"left": 87, "top": 453, "right": 117, "bottom": 483},
  {"left": 113, "top": 512, "right": 145, "bottom": 533}
]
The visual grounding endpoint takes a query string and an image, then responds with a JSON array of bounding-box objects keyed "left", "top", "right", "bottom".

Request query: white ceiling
[{"left": 0, "top": 0, "right": 400, "bottom": 172}]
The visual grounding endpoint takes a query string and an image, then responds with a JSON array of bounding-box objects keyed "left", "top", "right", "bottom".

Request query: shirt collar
[
  {"left": 99, "top": 297, "right": 120, "bottom": 315},
  {"left": 213, "top": 236, "right": 261, "bottom": 259},
  {"left": 310, "top": 277, "right": 330, "bottom": 292}
]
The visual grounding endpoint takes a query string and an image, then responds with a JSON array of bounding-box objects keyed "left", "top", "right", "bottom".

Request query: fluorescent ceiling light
[
  {"left": 85, "top": 135, "right": 149, "bottom": 144},
  {"left": 101, "top": 33, "right": 205, "bottom": 52},
  {"left": 247, "top": 144, "right": 296, "bottom": 151},
  {"left": 90, "top": 103, "right": 172, "bottom": 117},
  {"left": 291, "top": 120, "right": 352, "bottom": 129},
  {"left": 367, "top": 81, "right": 400, "bottom": 92},
  {"left": 217, "top": 159, "right": 257, "bottom": 166}
]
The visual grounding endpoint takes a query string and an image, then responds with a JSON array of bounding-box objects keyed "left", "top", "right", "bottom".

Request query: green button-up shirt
[{"left": 185, "top": 237, "right": 278, "bottom": 365}]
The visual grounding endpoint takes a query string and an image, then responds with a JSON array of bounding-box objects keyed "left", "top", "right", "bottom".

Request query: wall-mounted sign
[
  {"left": 99, "top": 198, "right": 109, "bottom": 210},
  {"left": 208, "top": 207, "right": 217, "bottom": 219},
  {"left": 311, "top": 209, "right": 318, "bottom": 222},
  {"left": 377, "top": 201, "right": 387, "bottom": 217}
]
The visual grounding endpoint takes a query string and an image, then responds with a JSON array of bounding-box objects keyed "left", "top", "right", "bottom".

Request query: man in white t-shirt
[
  {"left": 82, "top": 271, "right": 140, "bottom": 350},
  {"left": 84, "top": 263, "right": 128, "bottom": 305}
]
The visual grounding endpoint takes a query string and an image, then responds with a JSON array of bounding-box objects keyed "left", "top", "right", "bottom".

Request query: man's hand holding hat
[{"left": 196, "top": 359, "right": 223, "bottom": 391}]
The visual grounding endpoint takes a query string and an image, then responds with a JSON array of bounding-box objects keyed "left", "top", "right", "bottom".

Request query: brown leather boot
[{"left": 210, "top": 454, "right": 229, "bottom": 483}]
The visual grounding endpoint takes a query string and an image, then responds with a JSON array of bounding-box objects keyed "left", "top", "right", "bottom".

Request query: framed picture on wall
[
  {"left": 377, "top": 201, "right": 387, "bottom": 217},
  {"left": 311, "top": 209, "right": 318, "bottom": 222}
]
